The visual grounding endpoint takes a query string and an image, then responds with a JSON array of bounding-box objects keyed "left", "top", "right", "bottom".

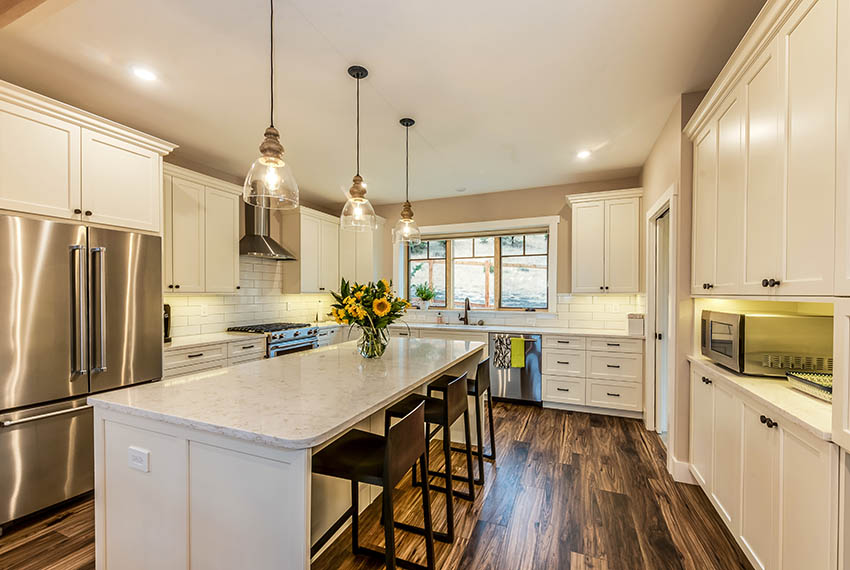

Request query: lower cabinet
[
  {"left": 689, "top": 361, "right": 839, "bottom": 570},
  {"left": 163, "top": 339, "right": 265, "bottom": 379}
]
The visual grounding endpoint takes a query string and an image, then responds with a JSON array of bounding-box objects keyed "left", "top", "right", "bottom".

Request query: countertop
[
  {"left": 91, "top": 338, "right": 485, "bottom": 450},
  {"left": 688, "top": 356, "right": 832, "bottom": 441},
  {"left": 390, "top": 321, "right": 645, "bottom": 338}
]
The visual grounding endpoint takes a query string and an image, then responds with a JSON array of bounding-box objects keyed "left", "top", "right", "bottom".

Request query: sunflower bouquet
[{"left": 329, "top": 278, "right": 411, "bottom": 358}]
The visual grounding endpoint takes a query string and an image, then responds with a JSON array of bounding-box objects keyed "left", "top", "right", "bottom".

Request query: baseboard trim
[
  {"left": 542, "top": 401, "right": 643, "bottom": 419},
  {"left": 669, "top": 456, "right": 697, "bottom": 484}
]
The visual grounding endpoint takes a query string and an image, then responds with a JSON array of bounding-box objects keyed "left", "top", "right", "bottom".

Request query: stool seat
[
  {"left": 312, "top": 429, "right": 385, "bottom": 486},
  {"left": 428, "top": 374, "right": 477, "bottom": 395},
  {"left": 387, "top": 394, "right": 447, "bottom": 425}
]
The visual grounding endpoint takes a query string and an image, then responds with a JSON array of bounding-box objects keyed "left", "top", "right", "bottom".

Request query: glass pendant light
[
  {"left": 340, "top": 65, "right": 378, "bottom": 231},
  {"left": 393, "top": 118, "right": 421, "bottom": 244},
  {"left": 243, "top": 0, "right": 299, "bottom": 210}
]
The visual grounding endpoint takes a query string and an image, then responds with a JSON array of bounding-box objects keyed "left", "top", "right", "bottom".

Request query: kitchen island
[{"left": 88, "top": 337, "right": 485, "bottom": 570}]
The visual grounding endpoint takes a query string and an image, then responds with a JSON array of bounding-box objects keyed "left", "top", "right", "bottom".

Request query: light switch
[{"left": 128, "top": 446, "right": 150, "bottom": 473}]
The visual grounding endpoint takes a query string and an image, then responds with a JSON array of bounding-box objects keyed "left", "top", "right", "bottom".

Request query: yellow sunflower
[
  {"left": 354, "top": 291, "right": 364, "bottom": 300},
  {"left": 373, "top": 296, "right": 391, "bottom": 317},
  {"left": 380, "top": 278, "right": 390, "bottom": 290}
]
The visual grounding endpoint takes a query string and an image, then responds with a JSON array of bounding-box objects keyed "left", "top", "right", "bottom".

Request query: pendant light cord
[
  {"left": 356, "top": 77, "right": 360, "bottom": 176},
  {"left": 269, "top": 0, "right": 275, "bottom": 128},
  {"left": 405, "top": 124, "right": 409, "bottom": 202}
]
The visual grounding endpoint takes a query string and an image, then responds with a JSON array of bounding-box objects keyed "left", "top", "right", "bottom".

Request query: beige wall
[{"left": 373, "top": 176, "right": 641, "bottom": 295}]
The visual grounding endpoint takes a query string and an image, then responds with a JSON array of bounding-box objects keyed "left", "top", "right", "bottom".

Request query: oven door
[
  {"left": 701, "top": 311, "right": 742, "bottom": 372},
  {"left": 268, "top": 337, "right": 319, "bottom": 358}
]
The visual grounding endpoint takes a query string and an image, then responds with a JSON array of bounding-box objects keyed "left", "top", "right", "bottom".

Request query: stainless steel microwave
[{"left": 700, "top": 311, "right": 833, "bottom": 376}]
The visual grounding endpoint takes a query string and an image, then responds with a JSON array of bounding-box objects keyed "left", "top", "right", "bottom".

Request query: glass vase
[{"left": 357, "top": 326, "right": 389, "bottom": 358}]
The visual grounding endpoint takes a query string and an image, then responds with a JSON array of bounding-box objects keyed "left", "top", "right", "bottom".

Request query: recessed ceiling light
[
  {"left": 131, "top": 66, "right": 157, "bottom": 81},
  {"left": 576, "top": 150, "right": 592, "bottom": 159}
]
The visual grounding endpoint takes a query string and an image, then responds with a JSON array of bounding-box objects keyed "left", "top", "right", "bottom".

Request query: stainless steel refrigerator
[{"left": 0, "top": 213, "right": 162, "bottom": 526}]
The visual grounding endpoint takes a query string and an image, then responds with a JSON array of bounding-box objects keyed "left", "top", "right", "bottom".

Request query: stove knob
[{"left": 294, "top": 331, "right": 300, "bottom": 337}]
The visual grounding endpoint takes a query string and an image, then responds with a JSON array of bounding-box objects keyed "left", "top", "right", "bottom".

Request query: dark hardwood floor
[{"left": 0, "top": 403, "right": 751, "bottom": 570}]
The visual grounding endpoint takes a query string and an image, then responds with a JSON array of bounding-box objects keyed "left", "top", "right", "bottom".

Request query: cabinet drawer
[
  {"left": 390, "top": 328, "right": 419, "bottom": 338},
  {"left": 544, "top": 375, "right": 586, "bottom": 405},
  {"left": 542, "top": 335, "right": 586, "bottom": 350},
  {"left": 587, "top": 351, "right": 642, "bottom": 382},
  {"left": 588, "top": 337, "right": 643, "bottom": 353},
  {"left": 164, "top": 343, "right": 227, "bottom": 369},
  {"left": 586, "top": 380, "right": 642, "bottom": 411},
  {"left": 542, "top": 349, "right": 586, "bottom": 377},
  {"left": 227, "top": 339, "right": 265, "bottom": 358},
  {"left": 162, "top": 359, "right": 226, "bottom": 379},
  {"left": 228, "top": 354, "right": 264, "bottom": 367}
]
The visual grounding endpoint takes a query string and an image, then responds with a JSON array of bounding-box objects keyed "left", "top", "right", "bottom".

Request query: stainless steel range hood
[{"left": 240, "top": 204, "right": 296, "bottom": 260}]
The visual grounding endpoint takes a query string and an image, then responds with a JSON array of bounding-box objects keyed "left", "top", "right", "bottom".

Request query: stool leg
[
  {"left": 462, "top": 410, "right": 475, "bottom": 500},
  {"left": 419, "top": 453, "right": 436, "bottom": 570},
  {"left": 442, "top": 426, "right": 456, "bottom": 542},
  {"left": 473, "top": 393, "right": 485, "bottom": 484},
  {"left": 383, "top": 484, "right": 396, "bottom": 570},
  {"left": 350, "top": 480, "right": 361, "bottom": 555},
  {"left": 484, "top": 388, "right": 496, "bottom": 461}
]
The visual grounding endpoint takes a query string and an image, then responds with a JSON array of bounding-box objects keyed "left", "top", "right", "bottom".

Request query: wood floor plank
[{"left": 0, "top": 403, "right": 753, "bottom": 570}]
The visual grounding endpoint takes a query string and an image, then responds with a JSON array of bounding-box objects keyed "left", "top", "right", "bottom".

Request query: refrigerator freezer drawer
[{"left": 0, "top": 399, "right": 93, "bottom": 525}]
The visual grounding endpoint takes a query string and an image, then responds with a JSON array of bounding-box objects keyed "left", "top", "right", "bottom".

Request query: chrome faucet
[{"left": 459, "top": 297, "right": 471, "bottom": 325}]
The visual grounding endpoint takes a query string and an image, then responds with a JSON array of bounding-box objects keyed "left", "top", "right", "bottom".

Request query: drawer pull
[
  {"left": 556, "top": 361, "right": 570, "bottom": 365},
  {"left": 557, "top": 340, "right": 571, "bottom": 344},
  {"left": 399, "top": 333, "right": 409, "bottom": 336},
  {"left": 556, "top": 388, "right": 570, "bottom": 392},
  {"left": 241, "top": 345, "right": 255, "bottom": 350},
  {"left": 606, "top": 392, "right": 620, "bottom": 397},
  {"left": 187, "top": 353, "right": 204, "bottom": 358},
  {"left": 606, "top": 364, "right": 621, "bottom": 369},
  {"left": 607, "top": 343, "right": 621, "bottom": 347}
]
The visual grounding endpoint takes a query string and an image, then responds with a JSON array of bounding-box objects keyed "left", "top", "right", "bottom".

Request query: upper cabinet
[
  {"left": 0, "top": 80, "right": 174, "bottom": 232},
  {"left": 339, "top": 220, "right": 385, "bottom": 286},
  {"left": 280, "top": 208, "right": 342, "bottom": 293},
  {"left": 568, "top": 189, "right": 642, "bottom": 294},
  {"left": 162, "top": 165, "right": 241, "bottom": 294},
  {"left": 686, "top": 0, "right": 839, "bottom": 297}
]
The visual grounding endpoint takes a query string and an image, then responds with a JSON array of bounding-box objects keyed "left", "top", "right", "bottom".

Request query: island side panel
[{"left": 93, "top": 407, "right": 311, "bottom": 570}]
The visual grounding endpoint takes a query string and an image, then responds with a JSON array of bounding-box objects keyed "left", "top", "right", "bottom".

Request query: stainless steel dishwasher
[{"left": 488, "top": 332, "right": 542, "bottom": 404}]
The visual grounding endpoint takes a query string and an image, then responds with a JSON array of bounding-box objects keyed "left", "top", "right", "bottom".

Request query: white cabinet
[
  {"left": 713, "top": 92, "right": 745, "bottom": 293},
  {"left": 339, "top": 220, "right": 386, "bottom": 286},
  {"left": 689, "top": 369, "right": 713, "bottom": 488},
  {"left": 0, "top": 81, "right": 173, "bottom": 230},
  {"left": 691, "top": 126, "right": 717, "bottom": 293},
  {"left": 163, "top": 165, "right": 241, "bottom": 294},
  {"left": 568, "top": 189, "right": 642, "bottom": 294},
  {"left": 739, "top": 399, "right": 778, "bottom": 569},
  {"left": 834, "top": 299, "right": 850, "bottom": 449},
  {"left": 711, "top": 381, "right": 742, "bottom": 527},
  {"left": 280, "top": 208, "right": 340, "bottom": 293}
]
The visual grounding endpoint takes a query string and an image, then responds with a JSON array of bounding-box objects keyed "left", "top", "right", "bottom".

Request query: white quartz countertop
[
  {"left": 688, "top": 356, "right": 832, "bottom": 441},
  {"left": 390, "top": 321, "right": 644, "bottom": 338},
  {"left": 164, "top": 331, "right": 262, "bottom": 351},
  {"left": 91, "top": 338, "right": 485, "bottom": 450}
]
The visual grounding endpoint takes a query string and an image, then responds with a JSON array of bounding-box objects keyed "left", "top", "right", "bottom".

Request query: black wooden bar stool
[
  {"left": 311, "top": 402, "right": 435, "bottom": 570},
  {"left": 427, "top": 357, "right": 496, "bottom": 485},
  {"left": 384, "top": 373, "right": 474, "bottom": 544}
]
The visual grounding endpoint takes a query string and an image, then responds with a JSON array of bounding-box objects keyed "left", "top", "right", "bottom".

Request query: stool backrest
[
  {"left": 475, "top": 357, "right": 490, "bottom": 393},
  {"left": 385, "top": 400, "right": 426, "bottom": 487},
  {"left": 444, "top": 372, "right": 469, "bottom": 423}
]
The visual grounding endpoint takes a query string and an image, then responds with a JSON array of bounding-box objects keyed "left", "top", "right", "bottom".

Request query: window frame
[{"left": 406, "top": 239, "right": 448, "bottom": 308}]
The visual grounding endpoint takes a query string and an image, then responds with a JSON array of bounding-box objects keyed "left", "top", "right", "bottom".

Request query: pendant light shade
[
  {"left": 340, "top": 65, "right": 378, "bottom": 232},
  {"left": 243, "top": 0, "right": 299, "bottom": 210},
  {"left": 393, "top": 117, "right": 421, "bottom": 244}
]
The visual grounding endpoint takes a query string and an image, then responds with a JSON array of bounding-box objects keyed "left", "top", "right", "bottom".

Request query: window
[{"left": 407, "top": 232, "right": 549, "bottom": 310}]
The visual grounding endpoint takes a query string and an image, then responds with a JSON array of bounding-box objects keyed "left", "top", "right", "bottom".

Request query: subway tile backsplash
[{"left": 164, "top": 258, "right": 335, "bottom": 338}]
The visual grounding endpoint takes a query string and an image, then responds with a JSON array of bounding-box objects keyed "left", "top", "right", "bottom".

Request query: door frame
[{"left": 644, "top": 184, "right": 679, "bottom": 475}]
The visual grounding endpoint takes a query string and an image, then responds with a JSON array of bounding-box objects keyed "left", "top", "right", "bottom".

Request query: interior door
[
  {"left": 88, "top": 227, "right": 163, "bottom": 393},
  {"left": 0, "top": 214, "right": 89, "bottom": 410},
  {"left": 572, "top": 201, "right": 605, "bottom": 293},
  {"left": 654, "top": 210, "right": 670, "bottom": 437}
]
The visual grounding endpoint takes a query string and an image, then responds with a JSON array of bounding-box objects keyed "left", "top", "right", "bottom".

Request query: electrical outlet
[
  {"left": 200, "top": 304, "right": 208, "bottom": 317},
  {"left": 128, "top": 446, "right": 150, "bottom": 473}
]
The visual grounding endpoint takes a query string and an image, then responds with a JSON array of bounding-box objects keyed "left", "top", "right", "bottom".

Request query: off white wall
[{"left": 373, "top": 176, "right": 640, "bottom": 294}]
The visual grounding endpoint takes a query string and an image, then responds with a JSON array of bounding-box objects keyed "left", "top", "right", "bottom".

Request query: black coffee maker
[{"left": 163, "top": 304, "right": 172, "bottom": 343}]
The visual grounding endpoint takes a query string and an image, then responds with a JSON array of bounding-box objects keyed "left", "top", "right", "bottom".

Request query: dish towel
[
  {"left": 510, "top": 336, "right": 526, "bottom": 368},
  {"left": 493, "top": 334, "right": 511, "bottom": 369}
]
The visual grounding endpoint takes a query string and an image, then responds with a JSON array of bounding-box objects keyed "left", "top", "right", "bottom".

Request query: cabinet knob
[
  {"left": 702, "top": 283, "right": 708, "bottom": 290},
  {"left": 768, "top": 279, "right": 780, "bottom": 287},
  {"left": 84, "top": 210, "right": 93, "bottom": 216},
  {"left": 168, "top": 284, "right": 174, "bottom": 289},
  {"left": 705, "top": 378, "right": 712, "bottom": 384},
  {"left": 74, "top": 208, "right": 82, "bottom": 215},
  {"left": 174, "top": 284, "right": 180, "bottom": 289},
  {"left": 762, "top": 279, "right": 770, "bottom": 288},
  {"left": 604, "top": 286, "right": 609, "bottom": 290},
  {"left": 707, "top": 283, "right": 714, "bottom": 289},
  {"left": 236, "top": 286, "right": 241, "bottom": 290},
  {"left": 600, "top": 286, "right": 604, "bottom": 290},
  {"left": 766, "top": 418, "right": 777, "bottom": 428},
  {"left": 760, "top": 415, "right": 767, "bottom": 424}
]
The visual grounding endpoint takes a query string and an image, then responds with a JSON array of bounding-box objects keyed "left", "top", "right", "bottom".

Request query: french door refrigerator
[{"left": 0, "top": 213, "right": 162, "bottom": 526}]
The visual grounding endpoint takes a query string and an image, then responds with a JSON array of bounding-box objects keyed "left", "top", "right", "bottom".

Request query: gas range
[{"left": 227, "top": 323, "right": 319, "bottom": 358}]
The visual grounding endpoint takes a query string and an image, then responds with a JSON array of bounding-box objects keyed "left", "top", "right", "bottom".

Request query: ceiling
[{"left": 0, "top": 0, "right": 765, "bottom": 208}]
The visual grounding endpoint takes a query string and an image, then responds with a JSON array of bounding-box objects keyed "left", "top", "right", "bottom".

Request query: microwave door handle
[
  {"left": 92, "top": 247, "right": 107, "bottom": 373},
  {"left": 70, "top": 245, "right": 87, "bottom": 375}
]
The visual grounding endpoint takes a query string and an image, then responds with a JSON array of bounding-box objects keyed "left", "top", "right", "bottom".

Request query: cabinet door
[
  {"left": 299, "top": 214, "right": 320, "bottom": 292},
  {"left": 778, "top": 421, "right": 838, "bottom": 570},
  {"left": 81, "top": 129, "right": 161, "bottom": 232},
  {"left": 355, "top": 230, "right": 375, "bottom": 284},
  {"left": 689, "top": 367, "right": 714, "bottom": 488},
  {"left": 0, "top": 100, "right": 82, "bottom": 219},
  {"left": 739, "top": 401, "right": 778, "bottom": 570},
  {"left": 163, "top": 175, "right": 173, "bottom": 292},
  {"left": 604, "top": 197, "right": 640, "bottom": 293},
  {"left": 170, "top": 177, "right": 205, "bottom": 292},
  {"left": 572, "top": 201, "right": 605, "bottom": 293},
  {"left": 692, "top": 126, "right": 717, "bottom": 293},
  {"left": 833, "top": 299, "right": 850, "bottom": 449},
  {"left": 319, "top": 220, "right": 339, "bottom": 292},
  {"left": 713, "top": 93, "right": 745, "bottom": 294},
  {"left": 742, "top": 46, "right": 783, "bottom": 294},
  {"left": 711, "top": 381, "right": 742, "bottom": 529},
  {"left": 339, "top": 229, "right": 356, "bottom": 284},
  {"left": 204, "top": 189, "right": 239, "bottom": 293},
  {"left": 776, "top": 0, "right": 837, "bottom": 295}
]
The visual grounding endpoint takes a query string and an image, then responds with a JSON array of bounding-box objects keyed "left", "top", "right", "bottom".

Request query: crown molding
[
  {"left": 566, "top": 188, "right": 643, "bottom": 206},
  {"left": 163, "top": 163, "right": 242, "bottom": 194}
]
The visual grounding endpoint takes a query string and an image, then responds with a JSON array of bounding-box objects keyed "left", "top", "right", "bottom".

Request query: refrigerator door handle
[
  {"left": 1, "top": 404, "right": 93, "bottom": 428},
  {"left": 70, "top": 245, "right": 87, "bottom": 375},
  {"left": 91, "top": 247, "right": 108, "bottom": 373}
]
